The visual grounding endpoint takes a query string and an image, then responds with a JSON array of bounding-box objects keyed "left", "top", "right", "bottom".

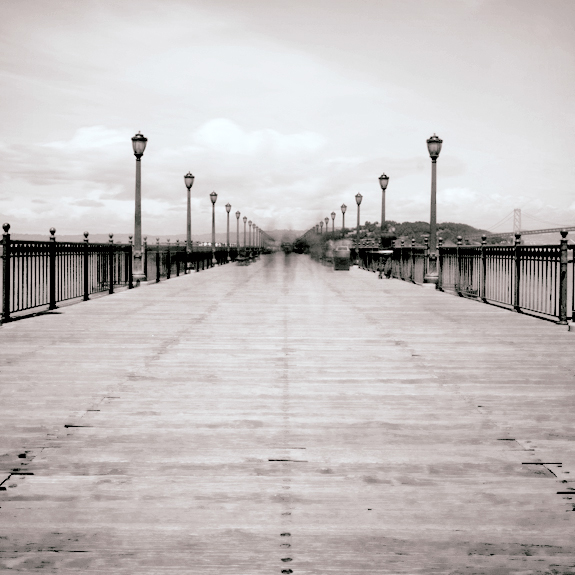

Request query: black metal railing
[
  {"left": 143, "top": 240, "right": 240, "bottom": 282},
  {"left": 1, "top": 225, "right": 132, "bottom": 322},
  {"left": 2, "top": 225, "right": 260, "bottom": 324},
  {"left": 389, "top": 245, "right": 427, "bottom": 284},
  {"left": 367, "top": 232, "right": 573, "bottom": 325}
]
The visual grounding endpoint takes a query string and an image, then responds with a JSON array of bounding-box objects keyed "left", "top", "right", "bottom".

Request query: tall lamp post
[
  {"left": 324, "top": 217, "right": 329, "bottom": 234},
  {"left": 132, "top": 131, "right": 147, "bottom": 282},
  {"left": 341, "top": 204, "right": 347, "bottom": 232},
  {"left": 184, "top": 172, "right": 195, "bottom": 268},
  {"left": 424, "top": 133, "right": 443, "bottom": 284},
  {"left": 243, "top": 216, "right": 247, "bottom": 249},
  {"left": 319, "top": 221, "right": 323, "bottom": 234},
  {"left": 236, "top": 211, "right": 240, "bottom": 251},
  {"left": 331, "top": 212, "right": 335, "bottom": 233},
  {"left": 355, "top": 193, "right": 362, "bottom": 265},
  {"left": 248, "top": 220, "right": 253, "bottom": 252},
  {"left": 378, "top": 172, "right": 389, "bottom": 233},
  {"left": 210, "top": 191, "right": 217, "bottom": 266},
  {"left": 225, "top": 203, "right": 231, "bottom": 262}
]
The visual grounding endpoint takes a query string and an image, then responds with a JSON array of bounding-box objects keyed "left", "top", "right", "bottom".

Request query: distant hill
[{"left": 387, "top": 221, "right": 491, "bottom": 245}]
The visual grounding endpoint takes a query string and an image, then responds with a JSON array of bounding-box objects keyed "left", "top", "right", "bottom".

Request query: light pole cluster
[
  {"left": 130, "top": 131, "right": 268, "bottom": 277},
  {"left": 311, "top": 133, "right": 442, "bottom": 274}
]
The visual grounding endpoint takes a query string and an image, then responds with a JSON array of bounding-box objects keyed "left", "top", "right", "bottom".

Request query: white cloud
[
  {"left": 438, "top": 187, "right": 480, "bottom": 207},
  {"left": 43, "top": 126, "right": 126, "bottom": 151},
  {"left": 192, "top": 119, "right": 326, "bottom": 157}
]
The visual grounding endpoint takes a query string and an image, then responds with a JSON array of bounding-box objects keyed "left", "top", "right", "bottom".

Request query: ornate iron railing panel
[
  {"left": 1, "top": 229, "right": 132, "bottom": 322},
  {"left": 384, "top": 233, "right": 573, "bottom": 324},
  {"left": 7, "top": 240, "right": 51, "bottom": 313},
  {"left": 516, "top": 245, "right": 560, "bottom": 318},
  {"left": 484, "top": 246, "right": 514, "bottom": 307}
]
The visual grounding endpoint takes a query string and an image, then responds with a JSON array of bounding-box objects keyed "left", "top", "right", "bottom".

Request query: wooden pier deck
[{"left": 1, "top": 252, "right": 575, "bottom": 574}]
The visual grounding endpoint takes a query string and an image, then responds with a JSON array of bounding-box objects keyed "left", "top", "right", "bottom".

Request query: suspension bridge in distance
[{"left": 469, "top": 208, "right": 575, "bottom": 240}]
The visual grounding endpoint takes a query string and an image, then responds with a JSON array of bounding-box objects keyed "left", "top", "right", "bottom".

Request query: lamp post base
[
  {"left": 423, "top": 273, "right": 438, "bottom": 285},
  {"left": 132, "top": 253, "right": 146, "bottom": 283}
]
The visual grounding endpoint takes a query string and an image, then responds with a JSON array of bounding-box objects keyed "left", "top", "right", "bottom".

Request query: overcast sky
[{"left": 1, "top": 0, "right": 574, "bottom": 237}]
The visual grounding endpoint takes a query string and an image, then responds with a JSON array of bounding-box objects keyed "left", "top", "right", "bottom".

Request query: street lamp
[
  {"left": 210, "top": 191, "right": 217, "bottom": 266},
  {"left": 424, "top": 133, "right": 443, "bottom": 284},
  {"left": 248, "top": 220, "right": 252, "bottom": 251},
  {"left": 378, "top": 172, "right": 389, "bottom": 233},
  {"left": 236, "top": 211, "right": 240, "bottom": 252},
  {"left": 184, "top": 171, "right": 195, "bottom": 267},
  {"left": 243, "top": 216, "right": 247, "bottom": 249},
  {"left": 341, "top": 204, "right": 347, "bottom": 232},
  {"left": 319, "top": 221, "right": 323, "bottom": 234},
  {"left": 225, "top": 203, "right": 232, "bottom": 262},
  {"left": 331, "top": 212, "right": 335, "bottom": 233},
  {"left": 324, "top": 217, "right": 329, "bottom": 234},
  {"left": 132, "top": 131, "right": 147, "bottom": 282},
  {"left": 355, "top": 193, "right": 362, "bottom": 265}
]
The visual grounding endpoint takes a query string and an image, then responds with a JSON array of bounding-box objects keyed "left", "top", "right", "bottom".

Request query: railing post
[
  {"left": 559, "top": 230, "right": 568, "bottom": 324},
  {"left": 400, "top": 240, "right": 405, "bottom": 280},
  {"left": 83, "top": 231, "right": 90, "bottom": 301},
  {"left": 410, "top": 238, "right": 416, "bottom": 283},
  {"left": 143, "top": 236, "right": 148, "bottom": 279},
  {"left": 2, "top": 223, "right": 11, "bottom": 324},
  {"left": 437, "top": 237, "right": 443, "bottom": 292},
  {"left": 456, "top": 236, "right": 462, "bottom": 297},
  {"left": 108, "top": 233, "right": 114, "bottom": 295},
  {"left": 176, "top": 239, "right": 180, "bottom": 276},
  {"left": 49, "top": 227, "right": 57, "bottom": 310},
  {"left": 166, "top": 239, "right": 171, "bottom": 280},
  {"left": 424, "top": 237, "right": 429, "bottom": 280},
  {"left": 156, "top": 238, "right": 161, "bottom": 283},
  {"left": 481, "top": 235, "right": 487, "bottom": 302},
  {"left": 128, "top": 235, "right": 134, "bottom": 289},
  {"left": 513, "top": 232, "right": 521, "bottom": 312}
]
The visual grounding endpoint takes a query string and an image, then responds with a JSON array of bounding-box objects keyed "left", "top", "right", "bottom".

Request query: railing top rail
[
  {"left": 149, "top": 244, "right": 229, "bottom": 249},
  {"left": 516, "top": 244, "right": 563, "bottom": 250},
  {"left": 4, "top": 238, "right": 132, "bottom": 248}
]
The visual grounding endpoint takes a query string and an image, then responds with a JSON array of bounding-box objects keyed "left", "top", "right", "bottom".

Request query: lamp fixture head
[
  {"left": 210, "top": 191, "right": 217, "bottom": 204},
  {"left": 378, "top": 172, "right": 389, "bottom": 191},
  {"left": 131, "top": 132, "right": 147, "bottom": 158},
  {"left": 341, "top": 204, "right": 347, "bottom": 214},
  {"left": 426, "top": 133, "right": 443, "bottom": 159},
  {"left": 184, "top": 172, "right": 195, "bottom": 189},
  {"left": 225, "top": 203, "right": 231, "bottom": 213},
  {"left": 236, "top": 211, "right": 240, "bottom": 219},
  {"left": 355, "top": 193, "right": 363, "bottom": 206}
]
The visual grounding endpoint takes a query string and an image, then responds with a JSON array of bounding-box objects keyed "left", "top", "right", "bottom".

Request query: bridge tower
[{"left": 513, "top": 209, "right": 521, "bottom": 235}]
